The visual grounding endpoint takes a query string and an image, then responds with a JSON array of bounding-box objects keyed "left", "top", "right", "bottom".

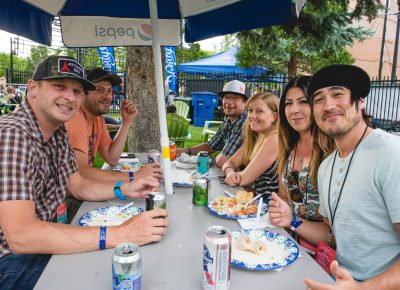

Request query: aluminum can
[
  {"left": 197, "top": 151, "right": 210, "bottom": 174},
  {"left": 202, "top": 226, "right": 231, "bottom": 290},
  {"left": 169, "top": 141, "right": 177, "bottom": 161},
  {"left": 148, "top": 150, "right": 160, "bottom": 164},
  {"left": 193, "top": 177, "right": 208, "bottom": 206},
  {"left": 146, "top": 192, "right": 166, "bottom": 210},
  {"left": 112, "top": 243, "right": 142, "bottom": 290}
]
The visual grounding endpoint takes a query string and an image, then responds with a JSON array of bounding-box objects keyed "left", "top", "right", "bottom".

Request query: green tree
[
  {"left": 0, "top": 52, "right": 30, "bottom": 77},
  {"left": 235, "top": 0, "right": 382, "bottom": 77},
  {"left": 176, "top": 43, "right": 212, "bottom": 65}
]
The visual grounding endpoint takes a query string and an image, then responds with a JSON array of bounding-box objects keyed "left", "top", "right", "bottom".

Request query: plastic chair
[
  {"left": 174, "top": 101, "right": 191, "bottom": 121},
  {"left": 167, "top": 113, "right": 190, "bottom": 147},
  {"left": 201, "top": 120, "right": 223, "bottom": 142}
]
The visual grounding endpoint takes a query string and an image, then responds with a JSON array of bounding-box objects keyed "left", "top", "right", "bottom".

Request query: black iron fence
[{"left": 4, "top": 68, "right": 400, "bottom": 132}]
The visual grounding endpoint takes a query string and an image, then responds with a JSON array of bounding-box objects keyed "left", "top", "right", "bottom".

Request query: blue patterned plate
[
  {"left": 230, "top": 229, "right": 299, "bottom": 270},
  {"left": 79, "top": 205, "right": 144, "bottom": 226},
  {"left": 207, "top": 197, "right": 268, "bottom": 220},
  {"left": 113, "top": 161, "right": 142, "bottom": 172}
]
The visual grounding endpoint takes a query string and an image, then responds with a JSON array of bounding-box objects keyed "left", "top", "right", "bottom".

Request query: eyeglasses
[
  {"left": 88, "top": 132, "right": 95, "bottom": 165},
  {"left": 95, "top": 86, "right": 113, "bottom": 95},
  {"left": 286, "top": 170, "right": 305, "bottom": 203}
]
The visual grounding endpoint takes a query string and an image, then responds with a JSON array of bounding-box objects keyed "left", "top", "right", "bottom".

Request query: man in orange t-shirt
[{"left": 65, "top": 68, "right": 162, "bottom": 183}]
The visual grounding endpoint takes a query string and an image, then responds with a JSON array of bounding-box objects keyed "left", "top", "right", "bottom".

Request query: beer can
[
  {"left": 169, "top": 141, "right": 177, "bottom": 161},
  {"left": 193, "top": 177, "right": 208, "bottom": 206},
  {"left": 202, "top": 226, "right": 231, "bottom": 290},
  {"left": 146, "top": 192, "right": 166, "bottom": 210},
  {"left": 112, "top": 243, "right": 142, "bottom": 290},
  {"left": 148, "top": 150, "right": 160, "bottom": 164},
  {"left": 197, "top": 151, "right": 210, "bottom": 174}
]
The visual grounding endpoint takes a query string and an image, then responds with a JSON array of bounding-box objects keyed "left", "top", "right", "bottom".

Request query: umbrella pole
[{"left": 149, "top": 0, "right": 173, "bottom": 195}]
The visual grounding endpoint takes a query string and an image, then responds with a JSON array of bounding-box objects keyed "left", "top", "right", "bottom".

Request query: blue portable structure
[
  {"left": 179, "top": 47, "right": 269, "bottom": 76},
  {"left": 191, "top": 92, "right": 219, "bottom": 127}
]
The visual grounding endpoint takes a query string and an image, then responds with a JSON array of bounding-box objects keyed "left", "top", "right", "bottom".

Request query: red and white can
[
  {"left": 147, "top": 150, "right": 160, "bottom": 164},
  {"left": 202, "top": 226, "right": 231, "bottom": 290}
]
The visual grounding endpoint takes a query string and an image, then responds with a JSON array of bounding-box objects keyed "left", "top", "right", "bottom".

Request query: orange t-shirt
[{"left": 65, "top": 107, "right": 112, "bottom": 166}]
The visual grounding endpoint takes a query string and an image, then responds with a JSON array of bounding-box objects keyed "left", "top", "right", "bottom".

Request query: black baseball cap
[
  {"left": 86, "top": 68, "right": 122, "bottom": 86},
  {"left": 32, "top": 55, "right": 95, "bottom": 91},
  {"left": 308, "top": 64, "right": 371, "bottom": 100}
]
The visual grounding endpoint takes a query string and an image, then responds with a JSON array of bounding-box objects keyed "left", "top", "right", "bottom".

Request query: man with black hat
[
  {"left": 304, "top": 64, "right": 400, "bottom": 289},
  {"left": 176, "top": 80, "right": 248, "bottom": 167},
  {"left": 65, "top": 67, "right": 161, "bottom": 183},
  {"left": 0, "top": 56, "right": 168, "bottom": 289}
]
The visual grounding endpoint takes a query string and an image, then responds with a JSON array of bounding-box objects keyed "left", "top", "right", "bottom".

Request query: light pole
[
  {"left": 378, "top": 0, "right": 390, "bottom": 80},
  {"left": 391, "top": 0, "right": 400, "bottom": 80}
]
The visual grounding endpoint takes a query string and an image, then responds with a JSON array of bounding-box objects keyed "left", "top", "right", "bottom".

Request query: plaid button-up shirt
[
  {"left": 208, "top": 110, "right": 247, "bottom": 157},
  {"left": 0, "top": 101, "right": 77, "bottom": 257}
]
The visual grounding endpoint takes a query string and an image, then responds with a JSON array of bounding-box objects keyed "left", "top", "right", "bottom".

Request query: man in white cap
[{"left": 176, "top": 80, "right": 248, "bottom": 167}]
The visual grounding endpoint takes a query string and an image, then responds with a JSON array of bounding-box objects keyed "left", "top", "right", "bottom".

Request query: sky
[{"left": 0, "top": 30, "right": 223, "bottom": 57}]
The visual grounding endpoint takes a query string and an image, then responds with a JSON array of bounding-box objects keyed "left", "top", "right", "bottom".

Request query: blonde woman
[
  {"left": 268, "top": 76, "right": 335, "bottom": 250},
  {"left": 222, "top": 92, "right": 279, "bottom": 200}
]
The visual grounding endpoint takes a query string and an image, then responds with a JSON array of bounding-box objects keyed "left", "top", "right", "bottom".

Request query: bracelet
[
  {"left": 223, "top": 166, "right": 234, "bottom": 175},
  {"left": 187, "top": 148, "right": 192, "bottom": 156},
  {"left": 290, "top": 213, "right": 303, "bottom": 231},
  {"left": 99, "top": 226, "right": 107, "bottom": 250},
  {"left": 114, "top": 180, "right": 126, "bottom": 200},
  {"left": 129, "top": 170, "right": 134, "bottom": 182}
]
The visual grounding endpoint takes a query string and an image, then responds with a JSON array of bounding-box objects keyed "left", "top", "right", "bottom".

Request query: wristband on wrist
[
  {"left": 114, "top": 180, "right": 127, "bottom": 200},
  {"left": 223, "top": 166, "right": 234, "bottom": 175},
  {"left": 129, "top": 170, "right": 134, "bottom": 182},
  {"left": 99, "top": 226, "right": 107, "bottom": 250},
  {"left": 290, "top": 213, "right": 303, "bottom": 231}
]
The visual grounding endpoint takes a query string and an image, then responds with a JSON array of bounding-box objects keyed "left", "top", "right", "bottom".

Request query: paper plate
[
  {"left": 207, "top": 197, "right": 268, "bottom": 219},
  {"left": 113, "top": 161, "right": 142, "bottom": 172},
  {"left": 79, "top": 205, "right": 144, "bottom": 226},
  {"left": 230, "top": 229, "right": 299, "bottom": 270}
]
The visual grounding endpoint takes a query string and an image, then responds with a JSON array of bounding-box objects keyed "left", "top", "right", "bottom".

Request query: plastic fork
[
  {"left": 224, "top": 190, "right": 235, "bottom": 198},
  {"left": 244, "top": 193, "right": 263, "bottom": 208}
]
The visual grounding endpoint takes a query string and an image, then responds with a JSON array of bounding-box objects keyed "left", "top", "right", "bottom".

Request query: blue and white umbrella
[{"left": 0, "top": 0, "right": 292, "bottom": 194}]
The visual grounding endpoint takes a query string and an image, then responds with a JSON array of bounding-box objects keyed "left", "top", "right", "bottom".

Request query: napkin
[
  {"left": 237, "top": 215, "right": 277, "bottom": 230},
  {"left": 177, "top": 153, "right": 197, "bottom": 164}
]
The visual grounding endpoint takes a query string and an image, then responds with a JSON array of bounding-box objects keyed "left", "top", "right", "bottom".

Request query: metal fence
[{"left": 4, "top": 68, "right": 400, "bottom": 132}]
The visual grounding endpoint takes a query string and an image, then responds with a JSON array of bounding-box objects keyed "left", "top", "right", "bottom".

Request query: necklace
[{"left": 327, "top": 125, "right": 368, "bottom": 238}]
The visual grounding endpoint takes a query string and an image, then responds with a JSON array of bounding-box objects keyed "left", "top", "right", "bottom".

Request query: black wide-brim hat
[{"left": 308, "top": 64, "right": 370, "bottom": 100}]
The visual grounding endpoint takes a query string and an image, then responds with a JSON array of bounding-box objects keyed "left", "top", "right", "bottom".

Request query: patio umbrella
[{"left": 0, "top": 0, "right": 292, "bottom": 195}]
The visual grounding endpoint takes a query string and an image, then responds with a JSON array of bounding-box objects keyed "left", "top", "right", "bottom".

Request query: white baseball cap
[{"left": 218, "top": 80, "right": 247, "bottom": 99}]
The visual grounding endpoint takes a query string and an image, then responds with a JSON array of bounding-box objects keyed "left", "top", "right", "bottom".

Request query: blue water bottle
[{"left": 197, "top": 151, "right": 210, "bottom": 175}]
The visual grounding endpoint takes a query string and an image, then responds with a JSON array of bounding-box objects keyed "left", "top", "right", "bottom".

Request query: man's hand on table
[
  {"left": 135, "top": 162, "right": 162, "bottom": 180},
  {"left": 122, "top": 175, "right": 159, "bottom": 198},
  {"left": 304, "top": 260, "right": 360, "bottom": 290},
  {"left": 120, "top": 208, "right": 168, "bottom": 245}
]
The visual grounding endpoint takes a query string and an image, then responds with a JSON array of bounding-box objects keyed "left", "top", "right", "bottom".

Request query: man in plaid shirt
[
  {"left": 0, "top": 56, "right": 168, "bottom": 290},
  {"left": 177, "top": 80, "right": 248, "bottom": 167}
]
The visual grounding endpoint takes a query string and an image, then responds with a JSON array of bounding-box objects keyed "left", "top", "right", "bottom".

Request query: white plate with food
[
  {"left": 207, "top": 191, "right": 267, "bottom": 219},
  {"left": 172, "top": 169, "right": 194, "bottom": 187},
  {"left": 79, "top": 205, "right": 144, "bottom": 226},
  {"left": 113, "top": 161, "right": 142, "bottom": 172},
  {"left": 231, "top": 229, "right": 300, "bottom": 270}
]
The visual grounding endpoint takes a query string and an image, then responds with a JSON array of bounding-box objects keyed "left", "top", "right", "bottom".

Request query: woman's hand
[
  {"left": 268, "top": 192, "right": 293, "bottom": 228},
  {"left": 224, "top": 171, "right": 241, "bottom": 186}
]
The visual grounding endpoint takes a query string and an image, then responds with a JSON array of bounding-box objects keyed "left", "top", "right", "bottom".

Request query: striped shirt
[
  {"left": 208, "top": 110, "right": 247, "bottom": 157},
  {"left": 251, "top": 160, "right": 278, "bottom": 200},
  {"left": 0, "top": 101, "right": 77, "bottom": 257}
]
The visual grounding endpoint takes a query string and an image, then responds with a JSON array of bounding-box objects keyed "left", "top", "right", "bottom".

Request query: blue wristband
[
  {"left": 290, "top": 213, "right": 303, "bottom": 231},
  {"left": 129, "top": 171, "right": 134, "bottom": 182},
  {"left": 114, "top": 181, "right": 126, "bottom": 200},
  {"left": 99, "top": 226, "right": 106, "bottom": 250}
]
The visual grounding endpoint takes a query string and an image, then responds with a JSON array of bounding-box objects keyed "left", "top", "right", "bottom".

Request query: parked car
[{"left": 16, "top": 85, "right": 27, "bottom": 98}]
